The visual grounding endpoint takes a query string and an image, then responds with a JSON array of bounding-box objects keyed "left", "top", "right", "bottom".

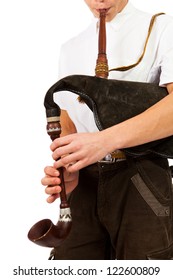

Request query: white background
[{"left": 0, "top": 0, "right": 173, "bottom": 267}]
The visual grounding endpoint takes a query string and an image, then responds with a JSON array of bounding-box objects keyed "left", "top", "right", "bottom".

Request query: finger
[
  {"left": 44, "top": 166, "right": 60, "bottom": 176},
  {"left": 52, "top": 143, "right": 78, "bottom": 161},
  {"left": 50, "top": 135, "right": 74, "bottom": 151},
  {"left": 66, "top": 160, "right": 86, "bottom": 173},
  {"left": 45, "top": 185, "right": 61, "bottom": 195},
  {"left": 41, "top": 176, "right": 60, "bottom": 186},
  {"left": 53, "top": 152, "right": 82, "bottom": 169},
  {"left": 46, "top": 194, "right": 60, "bottom": 203}
]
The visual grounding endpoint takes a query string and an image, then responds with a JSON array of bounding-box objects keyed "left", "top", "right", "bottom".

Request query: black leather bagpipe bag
[{"left": 44, "top": 74, "right": 173, "bottom": 158}]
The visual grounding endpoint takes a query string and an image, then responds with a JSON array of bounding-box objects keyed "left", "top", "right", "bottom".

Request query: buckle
[
  {"left": 98, "top": 153, "right": 117, "bottom": 163},
  {"left": 98, "top": 151, "right": 126, "bottom": 164}
]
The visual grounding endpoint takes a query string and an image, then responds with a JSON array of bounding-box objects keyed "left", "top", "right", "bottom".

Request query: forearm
[
  {"left": 103, "top": 90, "right": 173, "bottom": 153},
  {"left": 60, "top": 109, "right": 77, "bottom": 136}
]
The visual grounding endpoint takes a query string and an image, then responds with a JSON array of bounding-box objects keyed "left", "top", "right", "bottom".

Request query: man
[{"left": 41, "top": 0, "right": 173, "bottom": 259}]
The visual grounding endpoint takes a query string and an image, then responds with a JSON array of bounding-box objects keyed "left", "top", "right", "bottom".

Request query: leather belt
[{"left": 98, "top": 150, "right": 126, "bottom": 163}]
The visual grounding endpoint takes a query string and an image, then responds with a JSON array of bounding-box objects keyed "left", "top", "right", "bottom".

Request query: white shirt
[{"left": 54, "top": 2, "right": 173, "bottom": 132}]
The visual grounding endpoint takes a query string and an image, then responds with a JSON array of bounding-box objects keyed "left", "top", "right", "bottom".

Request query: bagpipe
[{"left": 28, "top": 10, "right": 173, "bottom": 248}]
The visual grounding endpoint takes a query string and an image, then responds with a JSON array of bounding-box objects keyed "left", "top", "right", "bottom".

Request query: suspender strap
[{"left": 109, "top": 13, "right": 165, "bottom": 72}]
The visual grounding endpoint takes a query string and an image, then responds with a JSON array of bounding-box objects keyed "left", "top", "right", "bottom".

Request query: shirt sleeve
[
  {"left": 158, "top": 17, "right": 173, "bottom": 86},
  {"left": 54, "top": 45, "right": 70, "bottom": 110},
  {"left": 160, "top": 48, "right": 173, "bottom": 86}
]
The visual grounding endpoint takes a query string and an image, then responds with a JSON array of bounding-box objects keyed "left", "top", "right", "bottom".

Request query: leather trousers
[{"left": 49, "top": 156, "right": 173, "bottom": 260}]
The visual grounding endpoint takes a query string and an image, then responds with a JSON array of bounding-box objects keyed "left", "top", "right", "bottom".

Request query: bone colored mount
[{"left": 46, "top": 119, "right": 61, "bottom": 141}]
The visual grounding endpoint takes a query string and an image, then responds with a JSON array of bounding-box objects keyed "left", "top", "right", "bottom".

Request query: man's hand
[
  {"left": 50, "top": 131, "right": 110, "bottom": 172},
  {"left": 41, "top": 165, "right": 79, "bottom": 203}
]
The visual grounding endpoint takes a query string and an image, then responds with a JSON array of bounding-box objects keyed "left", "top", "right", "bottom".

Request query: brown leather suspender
[{"left": 109, "top": 13, "right": 165, "bottom": 72}]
